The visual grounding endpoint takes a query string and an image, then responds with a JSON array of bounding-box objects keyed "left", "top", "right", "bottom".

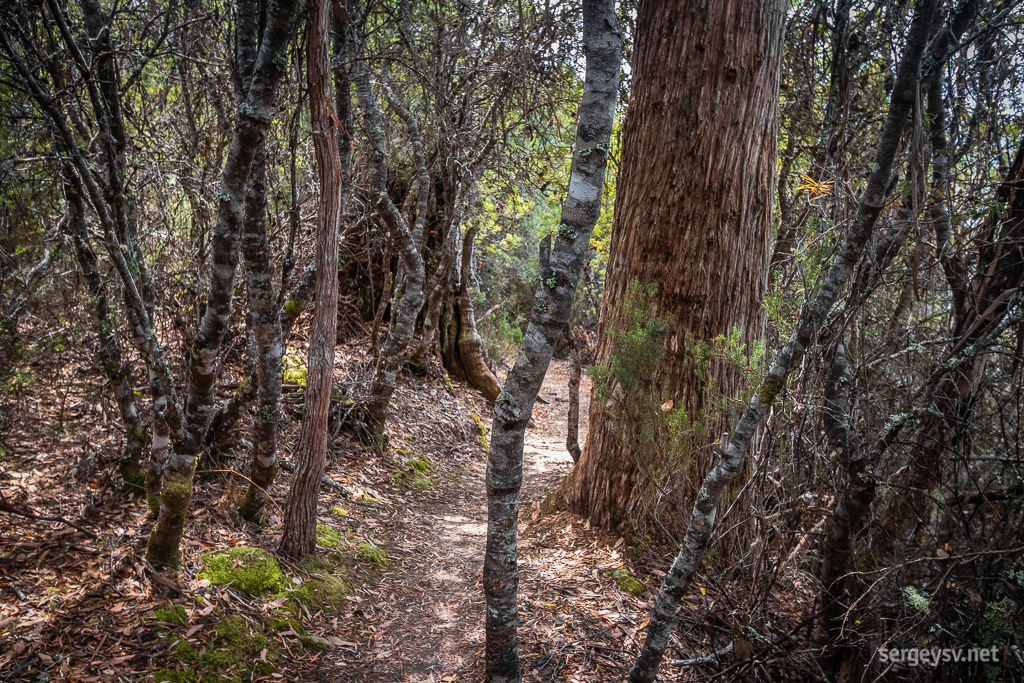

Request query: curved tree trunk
[
  {"left": 558, "top": 0, "right": 782, "bottom": 549},
  {"left": 355, "top": 65, "right": 428, "bottom": 439},
  {"left": 455, "top": 226, "right": 501, "bottom": 403}
]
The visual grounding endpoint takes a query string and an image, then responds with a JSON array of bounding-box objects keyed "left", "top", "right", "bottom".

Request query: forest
[{"left": 1, "top": 0, "right": 1023, "bottom": 680}]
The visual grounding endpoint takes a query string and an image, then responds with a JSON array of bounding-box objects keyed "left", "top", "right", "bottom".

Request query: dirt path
[{"left": 326, "top": 360, "right": 590, "bottom": 682}]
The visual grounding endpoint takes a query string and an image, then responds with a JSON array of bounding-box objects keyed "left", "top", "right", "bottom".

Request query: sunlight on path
[{"left": 326, "top": 360, "right": 590, "bottom": 682}]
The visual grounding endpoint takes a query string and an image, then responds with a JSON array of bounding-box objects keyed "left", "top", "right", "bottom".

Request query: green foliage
[
  {"left": 903, "top": 586, "right": 930, "bottom": 614},
  {"left": 481, "top": 308, "right": 525, "bottom": 363},
  {"left": 590, "top": 279, "right": 702, "bottom": 475},
  {"left": 589, "top": 279, "right": 766, "bottom": 536},
  {"left": 977, "top": 597, "right": 1019, "bottom": 649},
  {"left": 198, "top": 547, "right": 288, "bottom": 596}
]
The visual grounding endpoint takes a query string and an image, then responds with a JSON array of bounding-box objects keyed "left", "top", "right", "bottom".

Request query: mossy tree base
[{"left": 146, "top": 468, "right": 195, "bottom": 568}]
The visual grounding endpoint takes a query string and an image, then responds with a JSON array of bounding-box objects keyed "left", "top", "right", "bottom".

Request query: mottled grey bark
[
  {"left": 627, "top": 1, "right": 938, "bottom": 680},
  {"left": 233, "top": 3, "right": 286, "bottom": 523},
  {"left": 147, "top": 0, "right": 299, "bottom": 567},
  {"left": 353, "top": 58, "right": 426, "bottom": 439},
  {"left": 63, "top": 163, "right": 146, "bottom": 493},
  {"left": 483, "top": 0, "right": 621, "bottom": 679},
  {"left": 280, "top": 0, "right": 348, "bottom": 560},
  {"left": 237, "top": 146, "right": 285, "bottom": 521}
]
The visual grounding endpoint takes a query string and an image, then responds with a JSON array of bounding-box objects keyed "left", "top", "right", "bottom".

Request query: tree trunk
[
  {"left": 354, "top": 62, "right": 428, "bottom": 439},
  {"left": 816, "top": 342, "right": 875, "bottom": 675},
  {"left": 63, "top": 163, "right": 147, "bottom": 493},
  {"left": 566, "top": 334, "right": 583, "bottom": 463},
  {"left": 558, "top": 0, "right": 783, "bottom": 549},
  {"left": 626, "top": 0, "right": 937, "bottom": 678},
  {"left": 237, "top": 145, "right": 286, "bottom": 521},
  {"left": 279, "top": 0, "right": 345, "bottom": 560},
  {"left": 456, "top": 226, "right": 501, "bottom": 402},
  {"left": 146, "top": 0, "right": 298, "bottom": 568},
  {"left": 483, "top": 0, "right": 621, "bottom": 679}
]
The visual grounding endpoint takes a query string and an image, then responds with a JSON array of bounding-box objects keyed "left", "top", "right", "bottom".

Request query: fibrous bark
[
  {"left": 483, "top": 0, "right": 621, "bottom": 679},
  {"left": 279, "top": 0, "right": 346, "bottom": 560},
  {"left": 627, "top": 0, "right": 938, "bottom": 679},
  {"left": 559, "top": 0, "right": 783, "bottom": 550}
]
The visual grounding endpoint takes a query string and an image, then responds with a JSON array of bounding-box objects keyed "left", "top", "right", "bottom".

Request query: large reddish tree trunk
[{"left": 559, "top": 0, "right": 781, "bottom": 543}]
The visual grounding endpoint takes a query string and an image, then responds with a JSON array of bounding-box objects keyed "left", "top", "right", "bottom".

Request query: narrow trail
[{"left": 325, "top": 360, "right": 591, "bottom": 682}]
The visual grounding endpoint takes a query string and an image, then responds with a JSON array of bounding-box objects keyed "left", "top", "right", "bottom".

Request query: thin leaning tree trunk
[
  {"left": 566, "top": 333, "right": 583, "bottom": 463},
  {"left": 352, "top": 62, "right": 427, "bottom": 440},
  {"left": 816, "top": 342, "right": 875, "bottom": 674},
  {"left": 63, "top": 163, "right": 147, "bottom": 492},
  {"left": 626, "top": 0, "right": 939, "bottom": 680},
  {"left": 279, "top": 0, "right": 346, "bottom": 560},
  {"left": 483, "top": 0, "right": 621, "bottom": 679}
]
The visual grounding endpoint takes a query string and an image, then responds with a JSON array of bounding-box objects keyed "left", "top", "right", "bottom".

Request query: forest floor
[{"left": 0, "top": 338, "right": 787, "bottom": 682}]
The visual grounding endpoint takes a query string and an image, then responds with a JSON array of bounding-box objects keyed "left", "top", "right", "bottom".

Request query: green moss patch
[
  {"left": 612, "top": 569, "right": 645, "bottom": 597},
  {"left": 470, "top": 413, "right": 489, "bottom": 448},
  {"left": 392, "top": 455, "right": 433, "bottom": 491},
  {"left": 198, "top": 546, "right": 288, "bottom": 596},
  {"left": 151, "top": 604, "right": 187, "bottom": 625},
  {"left": 316, "top": 524, "right": 342, "bottom": 548},
  {"left": 356, "top": 541, "right": 389, "bottom": 569},
  {"left": 292, "top": 555, "right": 353, "bottom": 611},
  {"left": 150, "top": 615, "right": 283, "bottom": 683},
  {"left": 282, "top": 351, "right": 307, "bottom": 386}
]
